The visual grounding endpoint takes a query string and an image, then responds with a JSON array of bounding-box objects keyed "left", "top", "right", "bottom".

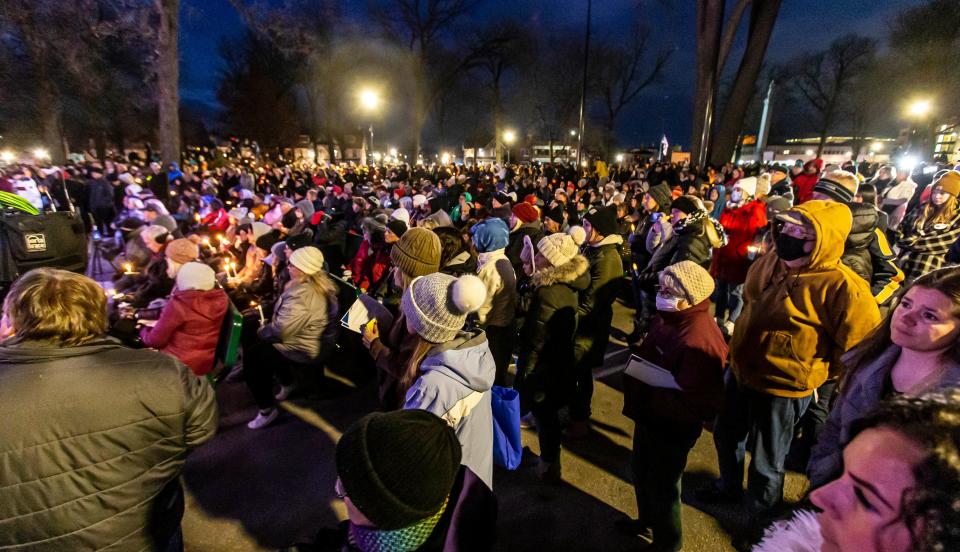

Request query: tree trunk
[
  {"left": 36, "top": 60, "right": 67, "bottom": 164},
  {"left": 709, "top": 0, "right": 782, "bottom": 166},
  {"left": 691, "top": 0, "right": 725, "bottom": 168},
  {"left": 156, "top": 0, "right": 181, "bottom": 167}
]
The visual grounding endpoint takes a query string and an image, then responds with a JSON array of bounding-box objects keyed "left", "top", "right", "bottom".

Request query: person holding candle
[
  {"left": 244, "top": 246, "right": 339, "bottom": 429},
  {"left": 139, "top": 262, "right": 229, "bottom": 377}
]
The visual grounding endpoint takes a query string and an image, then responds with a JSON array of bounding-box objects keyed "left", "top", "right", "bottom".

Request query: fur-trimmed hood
[{"left": 532, "top": 254, "right": 590, "bottom": 289}]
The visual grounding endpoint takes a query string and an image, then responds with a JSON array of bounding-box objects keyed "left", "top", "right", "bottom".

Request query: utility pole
[
  {"left": 576, "top": 0, "right": 592, "bottom": 171},
  {"left": 755, "top": 80, "right": 775, "bottom": 163}
]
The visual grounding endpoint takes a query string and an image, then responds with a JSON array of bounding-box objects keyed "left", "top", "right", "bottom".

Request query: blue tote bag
[{"left": 490, "top": 385, "right": 522, "bottom": 470}]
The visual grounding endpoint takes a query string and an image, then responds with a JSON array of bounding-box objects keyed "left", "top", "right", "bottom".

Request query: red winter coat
[
  {"left": 793, "top": 159, "right": 824, "bottom": 204},
  {"left": 140, "top": 288, "right": 229, "bottom": 376},
  {"left": 623, "top": 299, "right": 728, "bottom": 426},
  {"left": 349, "top": 240, "right": 391, "bottom": 292},
  {"left": 711, "top": 199, "right": 768, "bottom": 284},
  {"left": 201, "top": 209, "right": 231, "bottom": 233}
]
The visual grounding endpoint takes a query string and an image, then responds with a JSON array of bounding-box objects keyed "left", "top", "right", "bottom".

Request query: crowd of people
[{"left": 2, "top": 153, "right": 960, "bottom": 551}]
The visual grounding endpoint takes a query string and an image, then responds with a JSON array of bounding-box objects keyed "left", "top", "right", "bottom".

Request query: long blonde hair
[
  {"left": 297, "top": 269, "right": 338, "bottom": 298},
  {"left": 918, "top": 194, "right": 959, "bottom": 230}
]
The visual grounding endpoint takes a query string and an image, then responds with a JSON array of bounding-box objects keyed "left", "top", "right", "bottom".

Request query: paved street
[{"left": 181, "top": 300, "right": 810, "bottom": 551}]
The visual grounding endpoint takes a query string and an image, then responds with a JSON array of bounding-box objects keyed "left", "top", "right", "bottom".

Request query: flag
[{"left": 660, "top": 135, "right": 669, "bottom": 160}]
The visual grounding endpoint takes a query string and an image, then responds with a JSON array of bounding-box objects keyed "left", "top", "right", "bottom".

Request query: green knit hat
[
  {"left": 391, "top": 227, "right": 442, "bottom": 277},
  {"left": 335, "top": 410, "right": 462, "bottom": 530}
]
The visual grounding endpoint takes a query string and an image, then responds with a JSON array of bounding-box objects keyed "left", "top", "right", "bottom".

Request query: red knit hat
[
  {"left": 512, "top": 202, "right": 540, "bottom": 224},
  {"left": 524, "top": 194, "right": 538, "bottom": 205}
]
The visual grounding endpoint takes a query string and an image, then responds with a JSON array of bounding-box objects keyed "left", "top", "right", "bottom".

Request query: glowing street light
[
  {"left": 441, "top": 152, "right": 451, "bottom": 165},
  {"left": 33, "top": 148, "right": 49, "bottom": 161},
  {"left": 615, "top": 153, "right": 624, "bottom": 163},
  {"left": 569, "top": 129, "right": 577, "bottom": 137},
  {"left": 359, "top": 88, "right": 380, "bottom": 111},
  {"left": 0, "top": 150, "right": 14, "bottom": 163},
  {"left": 503, "top": 130, "right": 516, "bottom": 164},
  {"left": 907, "top": 99, "right": 932, "bottom": 118},
  {"left": 358, "top": 88, "right": 382, "bottom": 162}
]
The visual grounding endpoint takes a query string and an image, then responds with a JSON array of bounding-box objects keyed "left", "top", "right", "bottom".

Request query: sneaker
[
  {"left": 274, "top": 383, "right": 296, "bottom": 401},
  {"left": 247, "top": 408, "right": 279, "bottom": 429},
  {"left": 520, "top": 412, "right": 537, "bottom": 430},
  {"left": 536, "top": 458, "right": 562, "bottom": 484},
  {"left": 613, "top": 518, "right": 654, "bottom": 544}
]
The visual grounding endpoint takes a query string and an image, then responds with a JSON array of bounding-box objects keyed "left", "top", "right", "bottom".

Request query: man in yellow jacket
[{"left": 701, "top": 200, "right": 881, "bottom": 517}]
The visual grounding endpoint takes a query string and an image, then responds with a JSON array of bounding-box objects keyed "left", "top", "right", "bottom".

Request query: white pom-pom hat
[
  {"left": 538, "top": 233, "right": 580, "bottom": 268},
  {"left": 401, "top": 273, "right": 487, "bottom": 344},
  {"left": 566, "top": 225, "right": 587, "bottom": 247}
]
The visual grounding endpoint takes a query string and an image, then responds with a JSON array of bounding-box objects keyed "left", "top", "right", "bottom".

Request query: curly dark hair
[{"left": 850, "top": 388, "right": 960, "bottom": 551}]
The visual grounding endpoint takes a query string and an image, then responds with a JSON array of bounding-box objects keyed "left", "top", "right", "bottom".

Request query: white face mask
[
  {"left": 730, "top": 190, "right": 743, "bottom": 203},
  {"left": 655, "top": 293, "right": 682, "bottom": 312}
]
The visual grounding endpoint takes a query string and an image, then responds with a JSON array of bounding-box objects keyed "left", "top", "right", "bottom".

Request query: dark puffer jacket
[
  {"left": 516, "top": 254, "right": 591, "bottom": 410},
  {"left": 0, "top": 338, "right": 218, "bottom": 550},
  {"left": 636, "top": 215, "right": 714, "bottom": 292},
  {"left": 842, "top": 202, "right": 903, "bottom": 304},
  {"left": 575, "top": 236, "right": 624, "bottom": 367}
]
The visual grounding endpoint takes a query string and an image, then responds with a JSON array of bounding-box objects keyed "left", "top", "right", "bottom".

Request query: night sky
[{"left": 180, "top": 0, "right": 925, "bottom": 149}]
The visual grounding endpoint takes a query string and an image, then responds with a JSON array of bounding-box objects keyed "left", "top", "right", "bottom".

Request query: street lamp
[
  {"left": 503, "top": 130, "right": 516, "bottom": 164},
  {"left": 615, "top": 153, "right": 624, "bottom": 163},
  {"left": 907, "top": 99, "right": 932, "bottom": 118},
  {"left": 0, "top": 150, "right": 14, "bottom": 163},
  {"left": 441, "top": 152, "right": 451, "bottom": 165},
  {"left": 359, "top": 88, "right": 381, "bottom": 162},
  {"left": 33, "top": 148, "right": 49, "bottom": 162}
]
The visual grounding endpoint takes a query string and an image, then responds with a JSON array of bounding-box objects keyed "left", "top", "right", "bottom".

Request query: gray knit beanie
[{"left": 401, "top": 273, "right": 486, "bottom": 343}]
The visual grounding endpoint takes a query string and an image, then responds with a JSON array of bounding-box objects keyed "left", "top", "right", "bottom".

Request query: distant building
[
  {"left": 523, "top": 144, "right": 577, "bottom": 164},
  {"left": 739, "top": 136, "right": 896, "bottom": 165},
  {"left": 934, "top": 121, "right": 960, "bottom": 164}
]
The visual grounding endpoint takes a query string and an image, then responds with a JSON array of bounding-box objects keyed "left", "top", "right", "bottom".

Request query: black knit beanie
[
  {"left": 671, "top": 196, "right": 701, "bottom": 216},
  {"left": 583, "top": 205, "right": 618, "bottom": 237},
  {"left": 336, "top": 410, "right": 462, "bottom": 530},
  {"left": 647, "top": 183, "right": 673, "bottom": 212},
  {"left": 255, "top": 229, "right": 283, "bottom": 252},
  {"left": 285, "top": 232, "right": 313, "bottom": 251},
  {"left": 387, "top": 218, "right": 408, "bottom": 238}
]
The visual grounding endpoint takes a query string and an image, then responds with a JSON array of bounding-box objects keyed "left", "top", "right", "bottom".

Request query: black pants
[
  {"left": 485, "top": 324, "right": 515, "bottom": 387},
  {"left": 789, "top": 378, "right": 838, "bottom": 468},
  {"left": 242, "top": 341, "right": 298, "bottom": 410},
  {"left": 631, "top": 419, "right": 701, "bottom": 551}
]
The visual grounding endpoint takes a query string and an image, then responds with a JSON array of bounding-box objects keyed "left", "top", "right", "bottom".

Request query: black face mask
[{"left": 775, "top": 232, "right": 810, "bottom": 261}]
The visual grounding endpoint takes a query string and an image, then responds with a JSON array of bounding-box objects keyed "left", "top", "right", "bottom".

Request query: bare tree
[
  {"left": 370, "top": 0, "right": 505, "bottom": 159},
  {"left": 156, "top": 0, "right": 180, "bottom": 166},
  {"left": 791, "top": 34, "right": 877, "bottom": 158},
  {"left": 690, "top": 0, "right": 725, "bottom": 167},
  {"left": 708, "top": 0, "right": 782, "bottom": 166},
  {"left": 593, "top": 24, "right": 672, "bottom": 158}
]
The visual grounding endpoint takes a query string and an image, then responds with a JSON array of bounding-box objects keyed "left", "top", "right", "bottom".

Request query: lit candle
[
  {"left": 251, "top": 301, "right": 265, "bottom": 325},
  {"left": 194, "top": 212, "right": 201, "bottom": 223},
  {"left": 123, "top": 263, "right": 134, "bottom": 275}
]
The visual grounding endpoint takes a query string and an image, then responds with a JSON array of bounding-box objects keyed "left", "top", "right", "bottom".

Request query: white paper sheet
[{"left": 622, "top": 354, "right": 682, "bottom": 390}]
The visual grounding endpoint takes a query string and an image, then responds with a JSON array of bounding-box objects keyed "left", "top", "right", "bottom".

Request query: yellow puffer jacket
[{"left": 730, "top": 200, "right": 881, "bottom": 398}]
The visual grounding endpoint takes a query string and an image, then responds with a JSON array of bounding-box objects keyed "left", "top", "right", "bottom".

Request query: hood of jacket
[
  {"left": 846, "top": 202, "right": 879, "bottom": 249},
  {"left": 0, "top": 337, "right": 123, "bottom": 364},
  {"left": 171, "top": 288, "right": 230, "bottom": 321},
  {"left": 589, "top": 233, "right": 623, "bottom": 248},
  {"left": 420, "top": 330, "right": 496, "bottom": 393},
  {"left": 788, "top": 200, "right": 851, "bottom": 271},
  {"left": 532, "top": 254, "right": 590, "bottom": 289}
]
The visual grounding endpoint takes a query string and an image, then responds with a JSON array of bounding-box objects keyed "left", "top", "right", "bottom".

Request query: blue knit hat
[{"left": 470, "top": 217, "right": 510, "bottom": 253}]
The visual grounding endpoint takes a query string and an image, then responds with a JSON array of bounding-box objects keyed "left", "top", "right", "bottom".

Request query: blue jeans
[
  {"left": 712, "top": 370, "right": 812, "bottom": 513},
  {"left": 713, "top": 281, "right": 744, "bottom": 324}
]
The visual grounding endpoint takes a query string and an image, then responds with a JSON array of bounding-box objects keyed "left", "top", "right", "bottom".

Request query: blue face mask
[{"left": 730, "top": 190, "right": 743, "bottom": 203}]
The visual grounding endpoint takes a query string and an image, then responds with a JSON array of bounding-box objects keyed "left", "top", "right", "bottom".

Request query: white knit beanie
[
  {"left": 176, "top": 262, "right": 216, "bottom": 291},
  {"left": 734, "top": 176, "right": 758, "bottom": 197},
  {"left": 391, "top": 207, "right": 411, "bottom": 225},
  {"left": 289, "top": 246, "right": 325, "bottom": 275},
  {"left": 412, "top": 194, "right": 428, "bottom": 208},
  {"left": 140, "top": 224, "right": 170, "bottom": 245},
  {"left": 401, "top": 273, "right": 486, "bottom": 343},
  {"left": 251, "top": 221, "right": 271, "bottom": 241},
  {"left": 537, "top": 233, "right": 579, "bottom": 268}
]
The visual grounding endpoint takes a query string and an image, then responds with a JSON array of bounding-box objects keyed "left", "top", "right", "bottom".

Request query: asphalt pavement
[{"left": 180, "top": 300, "right": 810, "bottom": 551}]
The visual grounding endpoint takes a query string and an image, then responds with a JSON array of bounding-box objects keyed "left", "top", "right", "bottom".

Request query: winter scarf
[
  {"left": 674, "top": 209, "right": 728, "bottom": 249},
  {"left": 347, "top": 496, "right": 449, "bottom": 552}
]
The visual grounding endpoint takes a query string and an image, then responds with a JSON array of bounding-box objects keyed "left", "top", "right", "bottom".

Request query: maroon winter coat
[
  {"left": 711, "top": 199, "right": 767, "bottom": 285},
  {"left": 140, "top": 288, "right": 229, "bottom": 376},
  {"left": 623, "top": 299, "right": 728, "bottom": 427}
]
